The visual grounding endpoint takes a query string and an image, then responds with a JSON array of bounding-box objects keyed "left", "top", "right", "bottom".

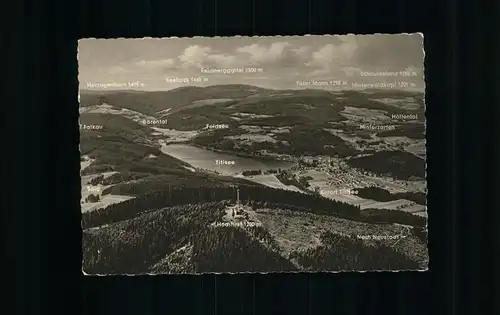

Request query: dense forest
[
  {"left": 190, "top": 124, "right": 360, "bottom": 158},
  {"left": 88, "top": 175, "right": 104, "bottom": 185},
  {"left": 357, "top": 208, "right": 426, "bottom": 227},
  {"left": 81, "top": 186, "right": 362, "bottom": 229},
  {"left": 82, "top": 202, "right": 427, "bottom": 274},
  {"left": 99, "top": 173, "right": 259, "bottom": 196},
  {"left": 275, "top": 172, "right": 312, "bottom": 191},
  {"left": 83, "top": 202, "right": 226, "bottom": 274},
  {"left": 410, "top": 226, "right": 428, "bottom": 245},
  {"left": 82, "top": 185, "right": 426, "bottom": 230},
  {"left": 356, "top": 186, "right": 427, "bottom": 206},
  {"left": 377, "top": 123, "right": 425, "bottom": 139},
  {"left": 87, "top": 172, "right": 151, "bottom": 186},
  {"left": 85, "top": 194, "right": 100, "bottom": 203},
  {"left": 294, "top": 231, "right": 421, "bottom": 271},
  {"left": 346, "top": 150, "right": 426, "bottom": 180},
  {"left": 83, "top": 201, "right": 298, "bottom": 274}
]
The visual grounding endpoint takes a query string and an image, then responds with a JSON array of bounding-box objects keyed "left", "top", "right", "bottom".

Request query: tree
[
  {"left": 313, "top": 187, "right": 321, "bottom": 196},
  {"left": 86, "top": 194, "right": 100, "bottom": 203}
]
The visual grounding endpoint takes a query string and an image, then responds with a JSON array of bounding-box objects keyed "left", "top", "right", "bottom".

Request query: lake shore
[{"left": 159, "top": 143, "right": 295, "bottom": 176}]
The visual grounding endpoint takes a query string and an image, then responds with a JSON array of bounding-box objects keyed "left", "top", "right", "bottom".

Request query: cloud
[
  {"left": 205, "top": 53, "right": 238, "bottom": 68},
  {"left": 178, "top": 45, "right": 237, "bottom": 68},
  {"left": 341, "top": 66, "right": 362, "bottom": 77},
  {"left": 291, "top": 46, "right": 310, "bottom": 56},
  {"left": 175, "top": 42, "right": 306, "bottom": 71},
  {"left": 350, "top": 35, "right": 423, "bottom": 71},
  {"left": 236, "top": 42, "right": 292, "bottom": 64},
  {"left": 107, "top": 65, "right": 130, "bottom": 74},
  {"left": 179, "top": 45, "right": 212, "bottom": 67},
  {"left": 242, "top": 76, "right": 270, "bottom": 80},
  {"left": 80, "top": 36, "right": 424, "bottom": 90},
  {"left": 307, "top": 40, "right": 358, "bottom": 75},
  {"left": 307, "top": 44, "right": 335, "bottom": 68},
  {"left": 133, "top": 40, "right": 361, "bottom": 77},
  {"left": 136, "top": 58, "right": 176, "bottom": 68}
]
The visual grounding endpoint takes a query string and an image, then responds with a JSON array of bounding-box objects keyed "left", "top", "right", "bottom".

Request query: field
[{"left": 244, "top": 174, "right": 303, "bottom": 192}]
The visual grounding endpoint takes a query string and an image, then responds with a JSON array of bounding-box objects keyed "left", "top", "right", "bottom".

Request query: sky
[{"left": 78, "top": 34, "right": 425, "bottom": 91}]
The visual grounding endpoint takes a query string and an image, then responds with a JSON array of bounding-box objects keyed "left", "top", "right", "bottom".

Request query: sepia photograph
[{"left": 79, "top": 35, "right": 427, "bottom": 274}]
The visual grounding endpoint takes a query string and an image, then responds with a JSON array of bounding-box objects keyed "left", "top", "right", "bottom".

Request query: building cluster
[{"left": 327, "top": 172, "right": 367, "bottom": 189}]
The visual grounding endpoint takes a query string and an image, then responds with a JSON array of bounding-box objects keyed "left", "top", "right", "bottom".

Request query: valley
[{"left": 79, "top": 84, "right": 428, "bottom": 274}]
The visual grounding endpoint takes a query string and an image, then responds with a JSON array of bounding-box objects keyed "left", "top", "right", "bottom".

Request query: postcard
[{"left": 79, "top": 34, "right": 427, "bottom": 274}]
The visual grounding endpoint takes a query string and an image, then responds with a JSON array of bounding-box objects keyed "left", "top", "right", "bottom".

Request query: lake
[{"left": 160, "top": 144, "right": 295, "bottom": 175}]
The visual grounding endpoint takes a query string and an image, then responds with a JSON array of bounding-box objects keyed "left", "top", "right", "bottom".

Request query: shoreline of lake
[{"left": 160, "top": 143, "right": 296, "bottom": 175}]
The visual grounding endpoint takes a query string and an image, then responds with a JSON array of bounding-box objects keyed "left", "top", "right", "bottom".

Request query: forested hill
[
  {"left": 346, "top": 150, "right": 426, "bottom": 180},
  {"left": 82, "top": 198, "right": 428, "bottom": 274},
  {"left": 79, "top": 85, "right": 276, "bottom": 115},
  {"left": 79, "top": 85, "right": 424, "bottom": 118},
  {"left": 82, "top": 186, "right": 426, "bottom": 230}
]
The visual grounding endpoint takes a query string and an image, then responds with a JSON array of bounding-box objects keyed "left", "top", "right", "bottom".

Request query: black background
[{"left": 4, "top": 0, "right": 498, "bottom": 314}]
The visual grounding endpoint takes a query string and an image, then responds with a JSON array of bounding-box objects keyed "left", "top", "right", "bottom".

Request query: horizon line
[{"left": 79, "top": 84, "right": 425, "bottom": 93}]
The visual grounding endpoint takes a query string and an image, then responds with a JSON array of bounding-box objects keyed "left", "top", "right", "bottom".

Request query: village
[{"left": 235, "top": 152, "right": 426, "bottom": 216}]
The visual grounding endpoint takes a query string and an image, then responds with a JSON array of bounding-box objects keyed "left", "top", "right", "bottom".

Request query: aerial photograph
[{"left": 79, "top": 34, "right": 427, "bottom": 274}]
